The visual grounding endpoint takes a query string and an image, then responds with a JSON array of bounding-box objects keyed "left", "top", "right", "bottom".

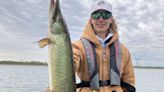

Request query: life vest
[{"left": 77, "top": 37, "right": 122, "bottom": 89}]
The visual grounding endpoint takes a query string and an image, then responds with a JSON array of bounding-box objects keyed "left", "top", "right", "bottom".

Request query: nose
[{"left": 97, "top": 16, "right": 104, "bottom": 22}]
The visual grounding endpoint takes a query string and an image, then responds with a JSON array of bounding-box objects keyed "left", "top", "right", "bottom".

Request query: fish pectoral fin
[{"left": 38, "top": 38, "right": 51, "bottom": 48}]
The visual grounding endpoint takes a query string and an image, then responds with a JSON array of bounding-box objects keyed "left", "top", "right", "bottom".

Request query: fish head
[{"left": 49, "top": 0, "right": 68, "bottom": 35}]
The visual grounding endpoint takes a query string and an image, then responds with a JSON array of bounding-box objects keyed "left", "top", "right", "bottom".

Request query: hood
[{"left": 81, "top": 21, "right": 119, "bottom": 47}]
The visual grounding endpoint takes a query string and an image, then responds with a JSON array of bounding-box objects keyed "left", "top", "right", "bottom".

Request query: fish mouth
[{"left": 49, "top": 0, "right": 59, "bottom": 22}]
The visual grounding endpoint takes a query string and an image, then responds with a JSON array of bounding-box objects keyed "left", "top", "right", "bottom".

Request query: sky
[{"left": 0, "top": 0, "right": 164, "bottom": 66}]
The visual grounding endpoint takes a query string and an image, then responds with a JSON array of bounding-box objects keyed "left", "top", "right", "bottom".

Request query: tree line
[{"left": 0, "top": 60, "right": 47, "bottom": 66}]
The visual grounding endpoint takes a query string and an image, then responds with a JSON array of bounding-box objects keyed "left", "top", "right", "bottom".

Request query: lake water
[{"left": 0, "top": 65, "right": 164, "bottom": 92}]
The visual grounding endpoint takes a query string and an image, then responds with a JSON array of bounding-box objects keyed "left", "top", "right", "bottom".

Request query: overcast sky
[{"left": 0, "top": 0, "right": 164, "bottom": 66}]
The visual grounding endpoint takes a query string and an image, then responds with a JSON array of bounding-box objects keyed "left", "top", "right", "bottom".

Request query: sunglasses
[{"left": 91, "top": 11, "right": 112, "bottom": 20}]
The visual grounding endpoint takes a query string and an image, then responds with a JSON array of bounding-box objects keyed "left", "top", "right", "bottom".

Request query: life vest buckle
[{"left": 92, "top": 89, "right": 98, "bottom": 92}]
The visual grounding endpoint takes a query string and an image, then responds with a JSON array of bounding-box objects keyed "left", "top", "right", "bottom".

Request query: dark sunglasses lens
[
  {"left": 102, "top": 12, "right": 112, "bottom": 19},
  {"left": 91, "top": 12, "right": 101, "bottom": 20},
  {"left": 92, "top": 11, "right": 112, "bottom": 20}
]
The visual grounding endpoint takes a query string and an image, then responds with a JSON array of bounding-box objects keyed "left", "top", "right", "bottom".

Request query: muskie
[{"left": 38, "top": 0, "right": 76, "bottom": 92}]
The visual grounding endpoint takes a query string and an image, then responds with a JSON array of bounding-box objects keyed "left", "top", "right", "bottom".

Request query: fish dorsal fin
[{"left": 38, "top": 38, "right": 51, "bottom": 48}]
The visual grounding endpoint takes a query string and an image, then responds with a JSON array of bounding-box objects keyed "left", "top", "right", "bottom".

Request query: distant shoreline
[
  {"left": 0, "top": 61, "right": 164, "bottom": 69},
  {"left": 0, "top": 61, "right": 47, "bottom": 66},
  {"left": 134, "top": 66, "right": 164, "bottom": 69}
]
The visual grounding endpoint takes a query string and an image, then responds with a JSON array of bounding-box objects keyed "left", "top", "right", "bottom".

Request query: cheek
[
  {"left": 92, "top": 23, "right": 97, "bottom": 29},
  {"left": 105, "top": 20, "right": 112, "bottom": 26},
  {"left": 91, "top": 20, "right": 97, "bottom": 26},
  {"left": 103, "top": 22, "right": 110, "bottom": 28},
  {"left": 90, "top": 18, "right": 94, "bottom": 24},
  {"left": 105, "top": 21, "right": 110, "bottom": 25}
]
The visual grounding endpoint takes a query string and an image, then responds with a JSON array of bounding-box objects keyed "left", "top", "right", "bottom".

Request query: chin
[{"left": 97, "top": 28, "right": 108, "bottom": 31}]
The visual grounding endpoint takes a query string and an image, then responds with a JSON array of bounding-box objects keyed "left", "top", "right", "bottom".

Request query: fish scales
[{"left": 38, "top": 0, "right": 76, "bottom": 92}]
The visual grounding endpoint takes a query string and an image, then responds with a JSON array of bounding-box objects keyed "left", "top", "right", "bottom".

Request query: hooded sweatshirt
[{"left": 72, "top": 21, "right": 135, "bottom": 92}]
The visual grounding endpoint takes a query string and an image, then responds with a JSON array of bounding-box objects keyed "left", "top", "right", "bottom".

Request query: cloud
[
  {"left": 0, "top": 0, "right": 49, "bottom": 61},
  {"left": 92, "top": 0, "right": 164, "bottom": 63}
]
